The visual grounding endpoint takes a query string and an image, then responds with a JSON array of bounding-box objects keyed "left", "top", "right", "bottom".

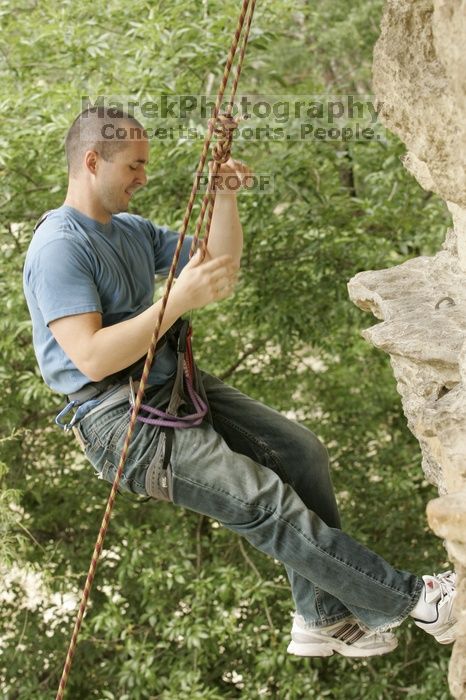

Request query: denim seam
[
  {"left": 102, "top": 452, "right": 149, "bottom": 492},
  {"left": 303, "top": 582, "right": 350, "bottom": 627},
  {"left": 368, "top": 577, "right": 424, "bottom": 633},
  {"left": 84, "top": 406, "right": 129, "bottom": 450},
  {"left": 82, "top": 437, "right": 150, "bottom": 493},
  {"left": 300, "top": 613, "right": 353, "bottom": 629},
  {"left": 174, "top": 470, "right": 418, "bottom": 606},
  {"left": 314, "top": 586, "right": 326, "bottom": 623},
  {"left": 214, "top": 413, "right": 291, "bottom": 485},
  {"left": 79, "top": 397, "right": 169, "bottom": 494}
]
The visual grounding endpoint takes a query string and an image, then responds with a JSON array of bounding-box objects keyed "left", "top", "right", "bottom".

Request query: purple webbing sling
[{"left": 135, "top": 368, "right": 207, "bottom": 428}]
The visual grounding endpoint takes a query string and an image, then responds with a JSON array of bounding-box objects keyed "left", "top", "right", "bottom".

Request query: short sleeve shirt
[{"left": 23, "top": 205, "right": 192, "bottom": 395}]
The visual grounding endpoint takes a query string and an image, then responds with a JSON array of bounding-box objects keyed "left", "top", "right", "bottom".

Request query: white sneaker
[
  {"left": 411, "top": 571, "right": 457, "bottom": 644},
  {"left": 287, "top": 615, "right": 398, "bottom": 658}
]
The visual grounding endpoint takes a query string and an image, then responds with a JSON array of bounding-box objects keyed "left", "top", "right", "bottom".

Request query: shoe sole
[
  {"left": 287, "top": 637, "right": 398, "bottom": 658},
  {"left": 414, "top": 620, "right": 457, "bottom": 644},
  {"left": 434, "top": 621, "right": 457, "bottom": 645}
]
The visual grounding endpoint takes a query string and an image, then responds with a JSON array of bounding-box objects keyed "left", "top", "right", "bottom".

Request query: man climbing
[{"left": 23, "top": 107, "right": 457, "bottom": 658}]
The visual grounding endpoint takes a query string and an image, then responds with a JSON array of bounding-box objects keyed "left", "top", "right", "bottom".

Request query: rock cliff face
[{"left": 347, "top": 1, "right": 466, "bottom": 696}]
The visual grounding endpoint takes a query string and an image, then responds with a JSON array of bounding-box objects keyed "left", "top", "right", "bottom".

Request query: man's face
[{"left": 94, "top": 136, "right": 150, "bottom": 215}]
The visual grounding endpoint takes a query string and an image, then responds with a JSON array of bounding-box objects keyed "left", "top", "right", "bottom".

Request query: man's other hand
[
  {"left": 173, "top": 249, "right": 239, "bottom": 311},
  {"left": 208, "top": 157, "right": 253, "bottom": 194}
]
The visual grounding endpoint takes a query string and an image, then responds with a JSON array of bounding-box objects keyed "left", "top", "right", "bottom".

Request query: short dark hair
[{"left": 65, "top": 107, "right": 146, "bottom": 176}]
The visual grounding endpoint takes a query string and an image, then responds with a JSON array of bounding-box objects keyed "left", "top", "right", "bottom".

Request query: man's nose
[{"left": 136, "top": 169, "right": 148, "bottom": 186}]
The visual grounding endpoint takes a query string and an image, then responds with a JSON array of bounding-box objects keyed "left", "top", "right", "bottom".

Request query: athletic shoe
[
  {"left": 287, "top": 614, "right": 398, "bottom": 658},
  {"left": 411, "top": 571, "right": 457, "bottom": 644}
]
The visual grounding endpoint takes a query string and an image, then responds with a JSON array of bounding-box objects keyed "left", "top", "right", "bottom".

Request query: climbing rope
[{"left": 55, "top": 1, "right": 256, "bottom": 697}]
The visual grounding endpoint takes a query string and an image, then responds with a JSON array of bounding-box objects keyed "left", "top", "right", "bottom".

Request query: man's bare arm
[
  {"left": 49, "top": 252, "right": 238, "bottom": 381},
  {"left": 204, "top": 158, "right": 251, "bottom": 265}
]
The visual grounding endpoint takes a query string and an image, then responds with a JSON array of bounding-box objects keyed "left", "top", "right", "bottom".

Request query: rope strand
[{"left": 191, "top": 0, "right": 257, "bottom": 255}]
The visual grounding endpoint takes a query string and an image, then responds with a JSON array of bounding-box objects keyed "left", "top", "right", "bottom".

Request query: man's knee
[
  {"left": 312, "top": 434, "right": 330, "bottom": 471},
  {"left": 292, "top": 424, "right": 330, "bottom": 473}
]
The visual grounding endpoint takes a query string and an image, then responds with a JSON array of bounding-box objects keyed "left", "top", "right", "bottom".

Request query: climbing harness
[
  {"left": 131, "top": 322, "right": 208, "bottom": 430},
  {"left": 55, "top": 1, "right": 257, "bottom": 697},
  {"left": 54, "top": 320, "right": 207, "bottom": 432}
]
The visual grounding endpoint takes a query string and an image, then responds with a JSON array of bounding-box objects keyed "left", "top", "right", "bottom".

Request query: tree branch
[{"left": 218, "top": 341, "right": 264, "bottom": 381}]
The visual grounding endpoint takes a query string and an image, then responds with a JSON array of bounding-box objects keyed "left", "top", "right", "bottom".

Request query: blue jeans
[{"left": 76, "top": 370, "right": 423, "bottom": 631}]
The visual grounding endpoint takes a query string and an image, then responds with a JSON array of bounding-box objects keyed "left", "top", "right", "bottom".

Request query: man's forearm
[
  {"left": 206, "top": 193, "right": 243, "bottom": 265},
  {"left": 88, "top": 293, "right": 185, "bottom": 380},
  {"left": 84, "top": 248, "right": 237, "bottom": 380}
]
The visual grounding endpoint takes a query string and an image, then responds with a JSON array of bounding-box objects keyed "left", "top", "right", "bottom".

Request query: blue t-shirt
[{"left": 23, "top": 205, "right": 192, "bottom": 396}]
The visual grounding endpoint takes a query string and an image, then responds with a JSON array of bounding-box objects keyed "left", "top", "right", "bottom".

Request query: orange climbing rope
[{"left": 55, "top": 1, "right": 257, "bottom": 697}]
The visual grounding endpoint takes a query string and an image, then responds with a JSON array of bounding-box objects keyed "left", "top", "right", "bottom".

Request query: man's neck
[{"left": 64, "top": 189, "right": 111, "bottom": 225}]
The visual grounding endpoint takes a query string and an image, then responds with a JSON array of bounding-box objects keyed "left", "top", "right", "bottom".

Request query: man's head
[{"left": 65, "top": 107, "right": 149, "bottom": 216}]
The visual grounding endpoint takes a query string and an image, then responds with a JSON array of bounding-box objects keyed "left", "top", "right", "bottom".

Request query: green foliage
[
  {"left": 0, "top": 456, "right": 25, "bottom": 564},
  {"left": 0, "top": 0, "right": 452, "bottom": 698}
]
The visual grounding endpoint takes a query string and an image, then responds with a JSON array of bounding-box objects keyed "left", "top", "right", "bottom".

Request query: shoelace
[
  {"left": 363, "top": 627, "right": 393, "bottom": 641},
  {"left": 433, "top": 570, "right": 456, "bottom": 602}
]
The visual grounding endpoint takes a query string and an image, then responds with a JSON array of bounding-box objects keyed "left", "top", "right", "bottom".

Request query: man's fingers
[
  {"left": 185, "top": 249, "right": 204, "bottom": 268},
  {"left": 198, "top": 253, "right": 235, "bottom": 270},
  {"left": 214, "top": 282, "right": 236, "bottom": 301},
  {"left": 211, "top": 269, "right": 239, "bottom": 291},
  {"left": 209, "top": 261, "right": 239, "bottom": 279},
  {"left": 181, "top": 251, "right": 239, "bottom": 304},
  {"left": 199, "top": 256, "right": 239, "bottom": 283},
  {"left": 207, "top": 261, "right": 238, "bottom": 289},
  {"left": 187, "top": 255, "right": 239, "bottom": 282},
  {"left": 209, "top": 158, "right": 253, "bottom": 192},
  {"left": 215, "top": 269, "right": 239, "bottom": 293},
  {"left": 185, "top": 247, "right": 221, "bottom": 269}
]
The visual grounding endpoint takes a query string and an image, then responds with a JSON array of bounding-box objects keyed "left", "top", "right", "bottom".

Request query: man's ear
[{"left": 84, "top": 149, "right": 99, "bottom": 175}]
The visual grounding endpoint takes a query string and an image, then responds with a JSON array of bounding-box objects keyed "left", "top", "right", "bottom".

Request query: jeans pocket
[
  {"left": 82, "top": 402, "right": 129, "bottom": 450},
  {"left": 145, "top": 432, "right": 172, "bottom": 502},
  {"left": 99, "top": 459, "right": 131, "bottom": 490}
]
